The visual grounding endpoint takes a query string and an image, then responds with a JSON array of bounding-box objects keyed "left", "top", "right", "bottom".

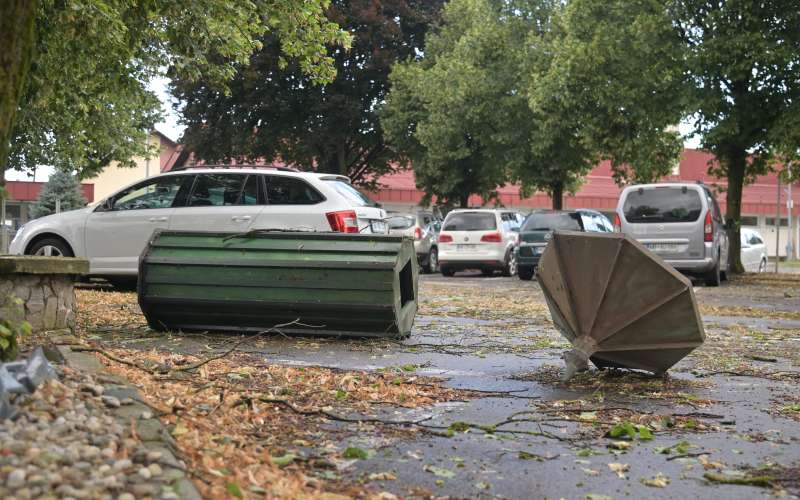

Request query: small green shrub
[{"left": 0, "top": 295, "right": 31, "bottom": 361}]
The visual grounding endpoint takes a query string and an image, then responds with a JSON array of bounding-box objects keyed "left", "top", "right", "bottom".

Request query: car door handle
[
  {"left": 148, "top": 217, "right": 168, "bottom": 222},
  {"left": 232, "top": 216, "right": 252, "bottom": 222}
]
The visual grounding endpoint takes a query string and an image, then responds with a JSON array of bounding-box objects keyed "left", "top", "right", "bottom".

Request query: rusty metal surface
[{"left": 537, "top": 231, "right": 705, "bottom": 375}]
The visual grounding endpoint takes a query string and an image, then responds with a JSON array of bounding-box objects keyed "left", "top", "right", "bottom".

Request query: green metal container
[{"left": 138, "top": 230, "right": 419, "bottom": 337}]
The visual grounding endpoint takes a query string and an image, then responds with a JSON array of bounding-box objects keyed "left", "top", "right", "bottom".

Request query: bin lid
[{"left": 537, "top": 231, "right": 704, "bottom": 374}]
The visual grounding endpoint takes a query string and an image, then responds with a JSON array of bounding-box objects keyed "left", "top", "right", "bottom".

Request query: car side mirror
[{"left": 95, "top": 199, "right": 112, "bottom": 212}]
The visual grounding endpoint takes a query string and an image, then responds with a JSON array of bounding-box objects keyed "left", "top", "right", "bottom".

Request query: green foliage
[
  {"left": 382, "top": 0, "right": 517, "bottom": 207},
  {"left": 5, "top": 0, "right": 351, "bottom": 180},
  {"left": 382, "top": 0, "right": 594, "bottom": 208},
  {"left": 531, "top": 0, "right": 685, "bottom": 186},
  {"left": 30, "top": 170, "right": 87, "bottom": 219},
  {"left": 175, "top": 1, "right": 442, "bottom": 188},
  {"left": 607, "top": 422, "right": 653, "bottom": 441},
  {"left": 538, "top": 0, "right": 800, "bottom": 271},
  {"left": 0, "top": 295, "right": 31, "bottom": 362}
]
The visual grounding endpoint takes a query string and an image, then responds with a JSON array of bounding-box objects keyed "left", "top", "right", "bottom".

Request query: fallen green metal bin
[{"left": 137, "top": 230, "right": 419, "bottom": 337}]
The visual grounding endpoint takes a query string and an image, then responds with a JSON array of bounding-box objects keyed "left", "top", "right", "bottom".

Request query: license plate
[
  {"left": 456, "top": 244, "right": 475, "bottom": 251},
  {"left": 370, "top": 221, "right": 386, "bottom": 233},
  {"left": 646, "top": 243, "right": 680, "bottom": 253}
]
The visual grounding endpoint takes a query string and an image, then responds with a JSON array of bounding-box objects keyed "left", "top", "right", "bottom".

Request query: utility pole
[
  {"left": 788, "top": 165, "right": 795, "bottom": 260},
  {"left": 1, "top": 197, "right": 6, "bottom": 254},
  {"left": 775, "top": 175, "right": 781, "bottom": 273}
]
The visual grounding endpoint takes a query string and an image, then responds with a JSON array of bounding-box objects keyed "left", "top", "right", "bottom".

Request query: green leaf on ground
[
  {"left": 343, "top": 447, "right": 370, "bottom": 460},
  {"left": 271, "top": 453, "right": 296, "bottom": 468},
  {"left": 226, "top": 482, "right": 244, "bottom": 498},
  {"left": 425, "top": 465, "right": 455, "bottom": 478}
]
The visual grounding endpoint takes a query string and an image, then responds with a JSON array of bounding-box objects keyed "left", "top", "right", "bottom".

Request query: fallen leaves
[
  {"left": 91, "top": 346, "right": 472, "bottom": 498},
  {"left": 608, "top": 462, "right": 629, "bottom": 479},
  {"left": 641, "top": 473, "right": 670, "bottom": 488}
]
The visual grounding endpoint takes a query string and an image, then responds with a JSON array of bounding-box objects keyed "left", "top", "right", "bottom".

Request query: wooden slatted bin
[{"left": 137, "top": 230, "right": 419, "bottom": 338}]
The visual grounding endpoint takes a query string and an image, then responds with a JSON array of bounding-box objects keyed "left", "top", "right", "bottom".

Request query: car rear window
[
  {"left": 522, "top": 212, "right": 583, "bottom": 231},
  {"left": 443, "top": 212, "right": 497, "bottom": 231},
  {"left": 266, "top": 176, "right": 324, "bottom": 204},
  {"left": 325, "top": 180, "right": 377, "bottom": 207},
  {"left": 388, "top": 216, "right": 415, "bottom": 229},
  {"left": 623, "top": 187, "right": 702, "bottom": 223}
]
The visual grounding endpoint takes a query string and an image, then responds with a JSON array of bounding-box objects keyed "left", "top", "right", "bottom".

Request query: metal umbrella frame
[{"left": 537, "top": 231, "right": 705, "bottom": 379}]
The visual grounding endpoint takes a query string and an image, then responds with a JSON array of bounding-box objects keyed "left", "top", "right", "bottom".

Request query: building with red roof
[{"left": 371, "top": 149, "right": 799, "bottom": 258}]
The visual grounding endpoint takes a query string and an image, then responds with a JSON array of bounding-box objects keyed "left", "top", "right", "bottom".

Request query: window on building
[
  {"left": 765, "top": 217, "right": 789, "bottom": 227},
  {"left": 740, "top": 216, "right": 759, "bottom": 227}
]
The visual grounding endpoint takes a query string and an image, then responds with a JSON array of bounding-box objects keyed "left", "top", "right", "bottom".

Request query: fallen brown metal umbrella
[{"left": 537, "top": 231, "right": 705, "bottom": 378}]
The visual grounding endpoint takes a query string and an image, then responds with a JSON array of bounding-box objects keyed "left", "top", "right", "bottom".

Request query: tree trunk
[
  {"left": 551, "top": 181, "right": 564, "bottom": 210},
  {"left": 725, "top": 148, "right": 747, "bottom": 274},
  {"left": 0, "top": 0, "right": 38, "bottom": 190},
  {"left": 336, "top": 140, "right": 348, "bottom": 177},
  {"left": 459, "top": 193, "right": 469, "bottom": 208}
]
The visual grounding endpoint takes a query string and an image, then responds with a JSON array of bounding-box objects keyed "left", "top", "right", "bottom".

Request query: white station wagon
[{"left": 9, "top": 167, "right": 387, "bottom": 285}]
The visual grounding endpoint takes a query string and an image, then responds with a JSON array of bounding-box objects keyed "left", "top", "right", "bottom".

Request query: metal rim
[
  {"left": 429, "top": 248, "right": 438, "bottom": 273},
  {"left": 508, "top": 252, "right": 518, "bottom": 276},
  {"left": 34, "top": 245, "right": 64, "bottom": 257}
]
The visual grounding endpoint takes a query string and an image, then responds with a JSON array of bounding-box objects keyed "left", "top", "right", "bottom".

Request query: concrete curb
[{"left": 55, "top": 341, "right": 203, "bottom": 500}]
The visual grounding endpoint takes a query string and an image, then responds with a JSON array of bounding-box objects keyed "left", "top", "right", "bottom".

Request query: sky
[{"left": 8, "top": 79, "right": 701, "bottom": 182}]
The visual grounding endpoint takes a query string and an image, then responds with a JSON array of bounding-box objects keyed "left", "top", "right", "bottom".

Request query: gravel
[{"left": 0, "top": 364, "right": 184, "bottom": 498}]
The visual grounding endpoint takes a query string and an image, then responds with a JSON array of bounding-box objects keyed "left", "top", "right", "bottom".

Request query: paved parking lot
[{"left": 81, "top": 272, "right": 800, "bottom": 498}]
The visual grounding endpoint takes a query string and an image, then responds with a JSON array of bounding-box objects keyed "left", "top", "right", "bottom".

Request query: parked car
[
  {"left": 740, "top": 228, "right": 768, "bottom": 273},
  {"left": 616, "top": 182, "right": 729, "bottom": 286},
  {"left": 9, "top": 167, "right": 388, "bottom": 285},
  {"left": 437, "top": 209, "right": 523, "bottom": 277},
  {"left": 515, "top": 209, "right": 614, "bottom": 280},
  {"left": 387, "top": 211, "right": 442, "bottom": 273}
]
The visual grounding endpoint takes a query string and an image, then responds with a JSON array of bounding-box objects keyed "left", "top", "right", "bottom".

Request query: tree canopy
[
  {"left": 382, "top": 0, "right": 600, "bottom": 209},
  {"left": 1, "top": 0, "right": 350, "bottom": 185},
  {"left": 174, "top": 0, "right": 443, "bottom": 188},
  {"left": 538, "top": 0, "right": 800, "bottom": 272}
]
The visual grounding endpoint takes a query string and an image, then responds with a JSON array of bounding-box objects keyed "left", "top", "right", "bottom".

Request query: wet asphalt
[{"left": 90, "top": 272, "right": 800, "bottom": 499}]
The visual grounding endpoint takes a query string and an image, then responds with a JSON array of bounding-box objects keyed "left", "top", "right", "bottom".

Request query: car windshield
[
  {"left": 522, "top": 212, "right": 582, "bottom": 231},
  {"left": 623, "top": 187, "right": 702, "bottom": 223},
  {"left": 325, "top": 180, "right": 377, "bottom": 207},
  {"left": 388, "top": 216, "right": 415, "bottom": 229},
  {"left": 443, "top": 212, "right": 497, "bottom": 231}
]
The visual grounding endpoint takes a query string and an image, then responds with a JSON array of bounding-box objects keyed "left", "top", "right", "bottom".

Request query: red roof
[
  {"left": 5, "top": 181, "right": 94, "bottom": 203},
  {"left": 370, "top": 149, "right": 799, "bottom": 217}
]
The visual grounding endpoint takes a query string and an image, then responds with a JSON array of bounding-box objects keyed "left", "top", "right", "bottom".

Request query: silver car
[
  {"left": 387, "top": 211, "right": 442, "bottom": 273},
  {"left": 616, "top": 182, "right": 730, "bottom": 286}
]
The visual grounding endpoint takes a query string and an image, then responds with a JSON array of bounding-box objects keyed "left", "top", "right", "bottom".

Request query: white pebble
[
  {"left": 6, "top": 468, "right": 26, "bottom": 488},
  {"left": 137, "top": 467, "right": 152, "bottom": 480}
]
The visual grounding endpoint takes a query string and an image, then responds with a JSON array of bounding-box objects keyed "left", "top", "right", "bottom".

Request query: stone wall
[
  {"left": 0, "top": 274, "right": 77, "bottom": 332},
  {"left": 0, "top": 256, "right": 88, "bottom": 333}
]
